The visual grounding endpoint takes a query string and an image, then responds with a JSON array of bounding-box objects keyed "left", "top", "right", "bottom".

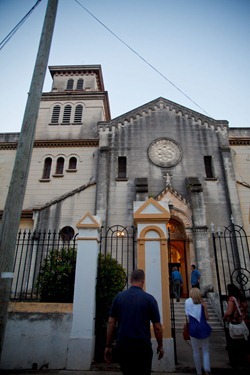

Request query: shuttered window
[
  {"left": 42, "top": 157, "right": 52, "bottom": 179},
  {"left": 56, "top": 157, "right": 64, "bottom": 174},
  {"left": 118, "top": 156, "right": 127, "bottom": 178},
  {"left": 204, "top": 156, "right": 214, "bottom": 178},
  {"left": 51, "top": 105, "right": 60, "bottom": 124},
  {"left": 76, "top": 78, "right": 84, "bottom": 90},
  {"left": 74, "top": 105, "right": 83, "bottom": 123},
  {"left": 62, "top": 105, "right": 72, "bottom": 124},
  {"left": 66, "top": 79, "right": 74, "bottom": 90},
  {"left": 68, "top": 157, "right": 77, "bottom": 170}
]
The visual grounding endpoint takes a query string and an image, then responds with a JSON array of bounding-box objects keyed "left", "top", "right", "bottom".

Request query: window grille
[
  {"left": 204, "top": 156, "right": 214, "bottom": 178},
  {"left": 76, "top": 78, "right": 84, "bottom": 90},
  {"left": 42, "top": 157, "right": 52, "bottom": 179},
  {"left": 51, "top": 105, "right": 60, "bottom": 124},
  {"left": 62, "top": 105, "right": 72, "bottom": 124},
  {"left": 66, "top": 79, "right": 74, "bottom": 90},
  {"left": 74, "top": 104, "right": 83, "bottom": 123},
  {"left": 118, "top": 156, "right": 127, "bottom": 178},
  {"left": 56, "top": 157, "right": 64, "bottom": 174},
  {"left": 68, "top": 157, "right": 77, "bottom": 170}
]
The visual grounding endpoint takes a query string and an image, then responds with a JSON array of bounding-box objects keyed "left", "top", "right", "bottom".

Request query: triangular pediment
[
  {"left": 134, "top": 197, "right": 170, "bottom": 222},
  {"left": 98, "top": 97, "right": 228, "bottom": 131},
  {"left": 76, "top": 212, "right": 100, "bottom": 228},
  {"left": 156, "top": 186, "right": 192, "bottom": 228}
]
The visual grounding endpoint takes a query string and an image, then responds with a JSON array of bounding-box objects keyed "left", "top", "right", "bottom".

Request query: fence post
[{"left": 66, "top": 213, "right": 101, "bottom": 370}]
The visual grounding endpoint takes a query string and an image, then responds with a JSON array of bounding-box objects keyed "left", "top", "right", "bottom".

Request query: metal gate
[
  {"left": 211, "top": 223, "right": 250, "bottom": 316},
  {"left": 94, "top": 225, "right": 136, "bottom": 362}
]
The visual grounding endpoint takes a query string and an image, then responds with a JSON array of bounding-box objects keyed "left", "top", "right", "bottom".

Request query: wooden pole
[{"left": 0, "top": 0, "right": 58, "bottom": 360}]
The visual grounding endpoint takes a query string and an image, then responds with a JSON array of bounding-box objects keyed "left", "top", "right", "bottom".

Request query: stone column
[
  {"left": 95, "top": 128, "right": 110, "bottom": 230},
  {"left": 66, "top": 213, "right": 100, "bottom": 370},
  {"left": 186, "top": 177, "right": 212, "bottom": 291}
]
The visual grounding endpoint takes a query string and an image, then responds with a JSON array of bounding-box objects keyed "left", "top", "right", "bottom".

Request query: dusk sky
[{"left": 0, "top": 0, "right": 249, "bottom": 132}]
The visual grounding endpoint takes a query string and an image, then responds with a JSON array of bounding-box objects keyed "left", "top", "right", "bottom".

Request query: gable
[{"left": 98, "top": 97, "right": 228, "bottom": 132}]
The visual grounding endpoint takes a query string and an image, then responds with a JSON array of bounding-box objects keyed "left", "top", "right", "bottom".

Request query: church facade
[{"left": 0, "top": 64, "right": 249, "bottom": 296}]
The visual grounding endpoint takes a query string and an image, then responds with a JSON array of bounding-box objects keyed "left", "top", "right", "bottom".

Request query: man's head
[
  {"left": 130, "top": 269, "right": 145, "bottom": 286},
  {"left": 191, "top": 264, "right": 196, "bottom": 270}
]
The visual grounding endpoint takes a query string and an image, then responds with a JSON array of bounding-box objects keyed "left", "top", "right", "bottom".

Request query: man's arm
[
  {"left": 153, "top": 322, "right": 164, "bottom": 359},
  {"left": 104, "top": 316, "right": 116, "bottom": 364}
]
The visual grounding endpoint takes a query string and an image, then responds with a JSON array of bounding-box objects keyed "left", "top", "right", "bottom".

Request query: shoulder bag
[
  {"left": 183, "top": 316, "right": 190, "bottom": 341},
  {"left": 229, "top": 297, "right": 249, "bottom": 340}
]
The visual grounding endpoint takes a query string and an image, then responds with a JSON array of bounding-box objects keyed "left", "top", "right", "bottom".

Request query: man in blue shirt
[
  {"left": 191, "top": 264, "right": 201, "bottom": 289},
  {"left": 104, "top": 269, "right": 164, "bottom": 375},
  {"left": 172, "top": 266, "right": 183, "bottom": 302}
]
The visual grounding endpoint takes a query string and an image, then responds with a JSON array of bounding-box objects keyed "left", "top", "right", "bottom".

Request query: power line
[
  {"left": 0, "top": 0, "right": 42, "bottom": 51},
  {"left": 74, "top": 0, "right": 211, "bottom": 117}
]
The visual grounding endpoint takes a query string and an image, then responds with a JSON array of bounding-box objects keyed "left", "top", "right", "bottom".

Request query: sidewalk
[{"left": 1, "top": 330, "right": 249, "bottom": 374}]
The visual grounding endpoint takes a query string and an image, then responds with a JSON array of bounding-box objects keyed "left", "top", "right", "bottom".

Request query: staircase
[{"left": 173, "top": 298, "right": 224, "bottom": 331}]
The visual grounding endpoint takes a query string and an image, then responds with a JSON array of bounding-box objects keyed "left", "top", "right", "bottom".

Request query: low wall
[{"left": 0, "top": 302, "right": 73, "bottom": 370}]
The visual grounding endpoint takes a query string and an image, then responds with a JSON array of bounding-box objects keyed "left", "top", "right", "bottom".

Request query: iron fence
[{"left": 11, "top": 229, "right": 78, "bottom": 301}]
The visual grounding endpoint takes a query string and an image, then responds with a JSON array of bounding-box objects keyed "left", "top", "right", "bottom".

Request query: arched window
[
  {"left": 76, "top": 78, "right": 84, "bottom": 90},
  {"left": 66, "top": 79, "right": 74, "bottom": 90},
  {"left": 68, "top": 157, "right": 77, "bottom": 170},
  {"left": 62, "top": 105, "right": 72, "bottom": 124},
  {"left": 51, "top": 105, "right": 60, "bottom": 124},
  {"left": 56, "top": 157, "right": 64, "bottom": 174},
  {"left": 74, "top": 104, "right": 83, "bottom": 123},
  {"left": 42, "top": 157, "right": 52, "bottom": 179}
]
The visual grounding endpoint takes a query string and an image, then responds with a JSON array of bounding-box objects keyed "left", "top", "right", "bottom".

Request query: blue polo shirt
[
  {"left": 109, "top": 286, "right": 161, "bottom": 344},
  {"left": 191, "top": 269, "right": 200, "bottom": 286}
]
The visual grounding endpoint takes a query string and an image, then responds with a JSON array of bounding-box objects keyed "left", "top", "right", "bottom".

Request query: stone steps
[{"left": 173, "top": 298, "right": 224, "bottom": 331}]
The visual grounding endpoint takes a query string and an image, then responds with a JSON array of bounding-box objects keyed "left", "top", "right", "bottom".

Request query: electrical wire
[
  {"left": 0, "top": 0, "right": 42, "bottom": 51},
  {"left": 74, "top": 0, "right": 211, "bottom": 117}
]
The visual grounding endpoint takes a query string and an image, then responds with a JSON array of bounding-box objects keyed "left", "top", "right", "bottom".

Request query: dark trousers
[{"left": 116, "top": 339, "right": 153, "bottom": 375}]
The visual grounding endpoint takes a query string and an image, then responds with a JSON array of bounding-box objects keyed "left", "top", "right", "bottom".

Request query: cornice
[
  {"left": 98, "top": 97, "right": 229, "bottom": 132},
  {"left": 229, "top": 138, "right": 250, "bottom": 146},
  {"left": 0, "top": 139, "right": 99, "bottom": 150}
]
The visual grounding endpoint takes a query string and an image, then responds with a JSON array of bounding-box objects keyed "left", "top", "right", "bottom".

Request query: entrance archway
[{"left": 167, "top": 219, "right": 189, "bottom": 298}]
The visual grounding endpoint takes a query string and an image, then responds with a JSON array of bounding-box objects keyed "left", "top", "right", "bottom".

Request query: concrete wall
[{"left": 1, "top": 303, "right": 73, "bottom": 370}]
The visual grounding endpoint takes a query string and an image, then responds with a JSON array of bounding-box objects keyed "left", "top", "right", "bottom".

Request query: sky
[{"left": 0, "top": 0, "right": 249, "bottom": 133}]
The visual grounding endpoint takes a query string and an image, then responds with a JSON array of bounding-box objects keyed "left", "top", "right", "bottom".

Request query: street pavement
[{"left": 1, "top": 330, "right": 249, "bottom": 374}]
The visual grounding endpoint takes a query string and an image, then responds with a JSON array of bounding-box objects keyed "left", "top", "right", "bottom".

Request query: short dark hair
[
  {"left": 130, "top": 269, "right": 145, "bottom": 282},
  {"left": 191, "top": 264, "right": 196, "bottom": 269}
]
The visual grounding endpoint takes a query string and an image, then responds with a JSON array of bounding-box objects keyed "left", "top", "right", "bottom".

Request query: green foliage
[
  {"left": 95, "top": 253, "right": 127, "bottom": 330},
  {"left": 36, "top": 247, "right": 77, "bottom": 302}
]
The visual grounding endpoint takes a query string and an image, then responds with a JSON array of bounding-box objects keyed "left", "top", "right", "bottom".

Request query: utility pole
[{"left": 0, "top": 0, "right": 58, "bottom": 360}]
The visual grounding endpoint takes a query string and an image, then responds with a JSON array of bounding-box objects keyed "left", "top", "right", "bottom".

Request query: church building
[{"left": 0, "top": 64, "right": 249, "bottom": 296}]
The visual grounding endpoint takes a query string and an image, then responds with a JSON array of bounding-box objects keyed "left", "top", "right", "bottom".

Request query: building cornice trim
[{"left": 0, "top": 139, "right": 99, "bottom": 150}]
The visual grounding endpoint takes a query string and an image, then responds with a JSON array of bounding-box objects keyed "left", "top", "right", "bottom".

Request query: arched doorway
[{"left": 167, "top": 218, "right": 189, "bottom": 297}]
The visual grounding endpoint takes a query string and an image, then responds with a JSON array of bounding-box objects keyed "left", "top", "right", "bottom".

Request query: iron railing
[{"left": 11, "top": 229, "right": 78, "bottom": 301}]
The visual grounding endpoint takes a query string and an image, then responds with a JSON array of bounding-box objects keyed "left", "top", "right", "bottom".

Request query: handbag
[
  {"left": 183, "top": 321, "right": 190, "bottom": 340},
  {"left": 228, "top": 297, "right": 249, "bottom": 340}
]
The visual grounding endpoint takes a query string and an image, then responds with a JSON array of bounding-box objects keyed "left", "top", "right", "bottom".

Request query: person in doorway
[
  {"left": 172, "top": 266, "right": 183, "bottom": 301},
  {"left": 223, "top": 283, "right": 250, "bottom": 368},
  {"left": 191, "top": 264, "right": 201, "bottom": 289},
  {"left": 185, "top": 287, "right": 212, "bottom": 375},
  {"left": 104, "top": 269, "right": 164, "bottom": 375}
]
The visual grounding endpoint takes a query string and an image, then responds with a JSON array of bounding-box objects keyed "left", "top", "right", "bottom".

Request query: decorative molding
[
  {"left": 229, "top": 138, "right": 250, "bottom": 146},
  {"left": 98, "top": 97, "right": 229, "bottom": 132},
  {"left": 148, "top": 138, "right": 182, "bottom": 168},
  {"left": 0, "top": 139, "right": 99, "bottom": 150}
]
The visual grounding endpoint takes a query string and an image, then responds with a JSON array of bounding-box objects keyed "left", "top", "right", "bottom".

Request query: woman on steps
[{"left": 185, "top": 288, "right": 212, "bottom": 375}]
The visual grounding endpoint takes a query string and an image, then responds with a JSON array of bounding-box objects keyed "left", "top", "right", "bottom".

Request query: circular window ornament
[{"left": 148, "top": 138, "right": 182, "bottom": 167}]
